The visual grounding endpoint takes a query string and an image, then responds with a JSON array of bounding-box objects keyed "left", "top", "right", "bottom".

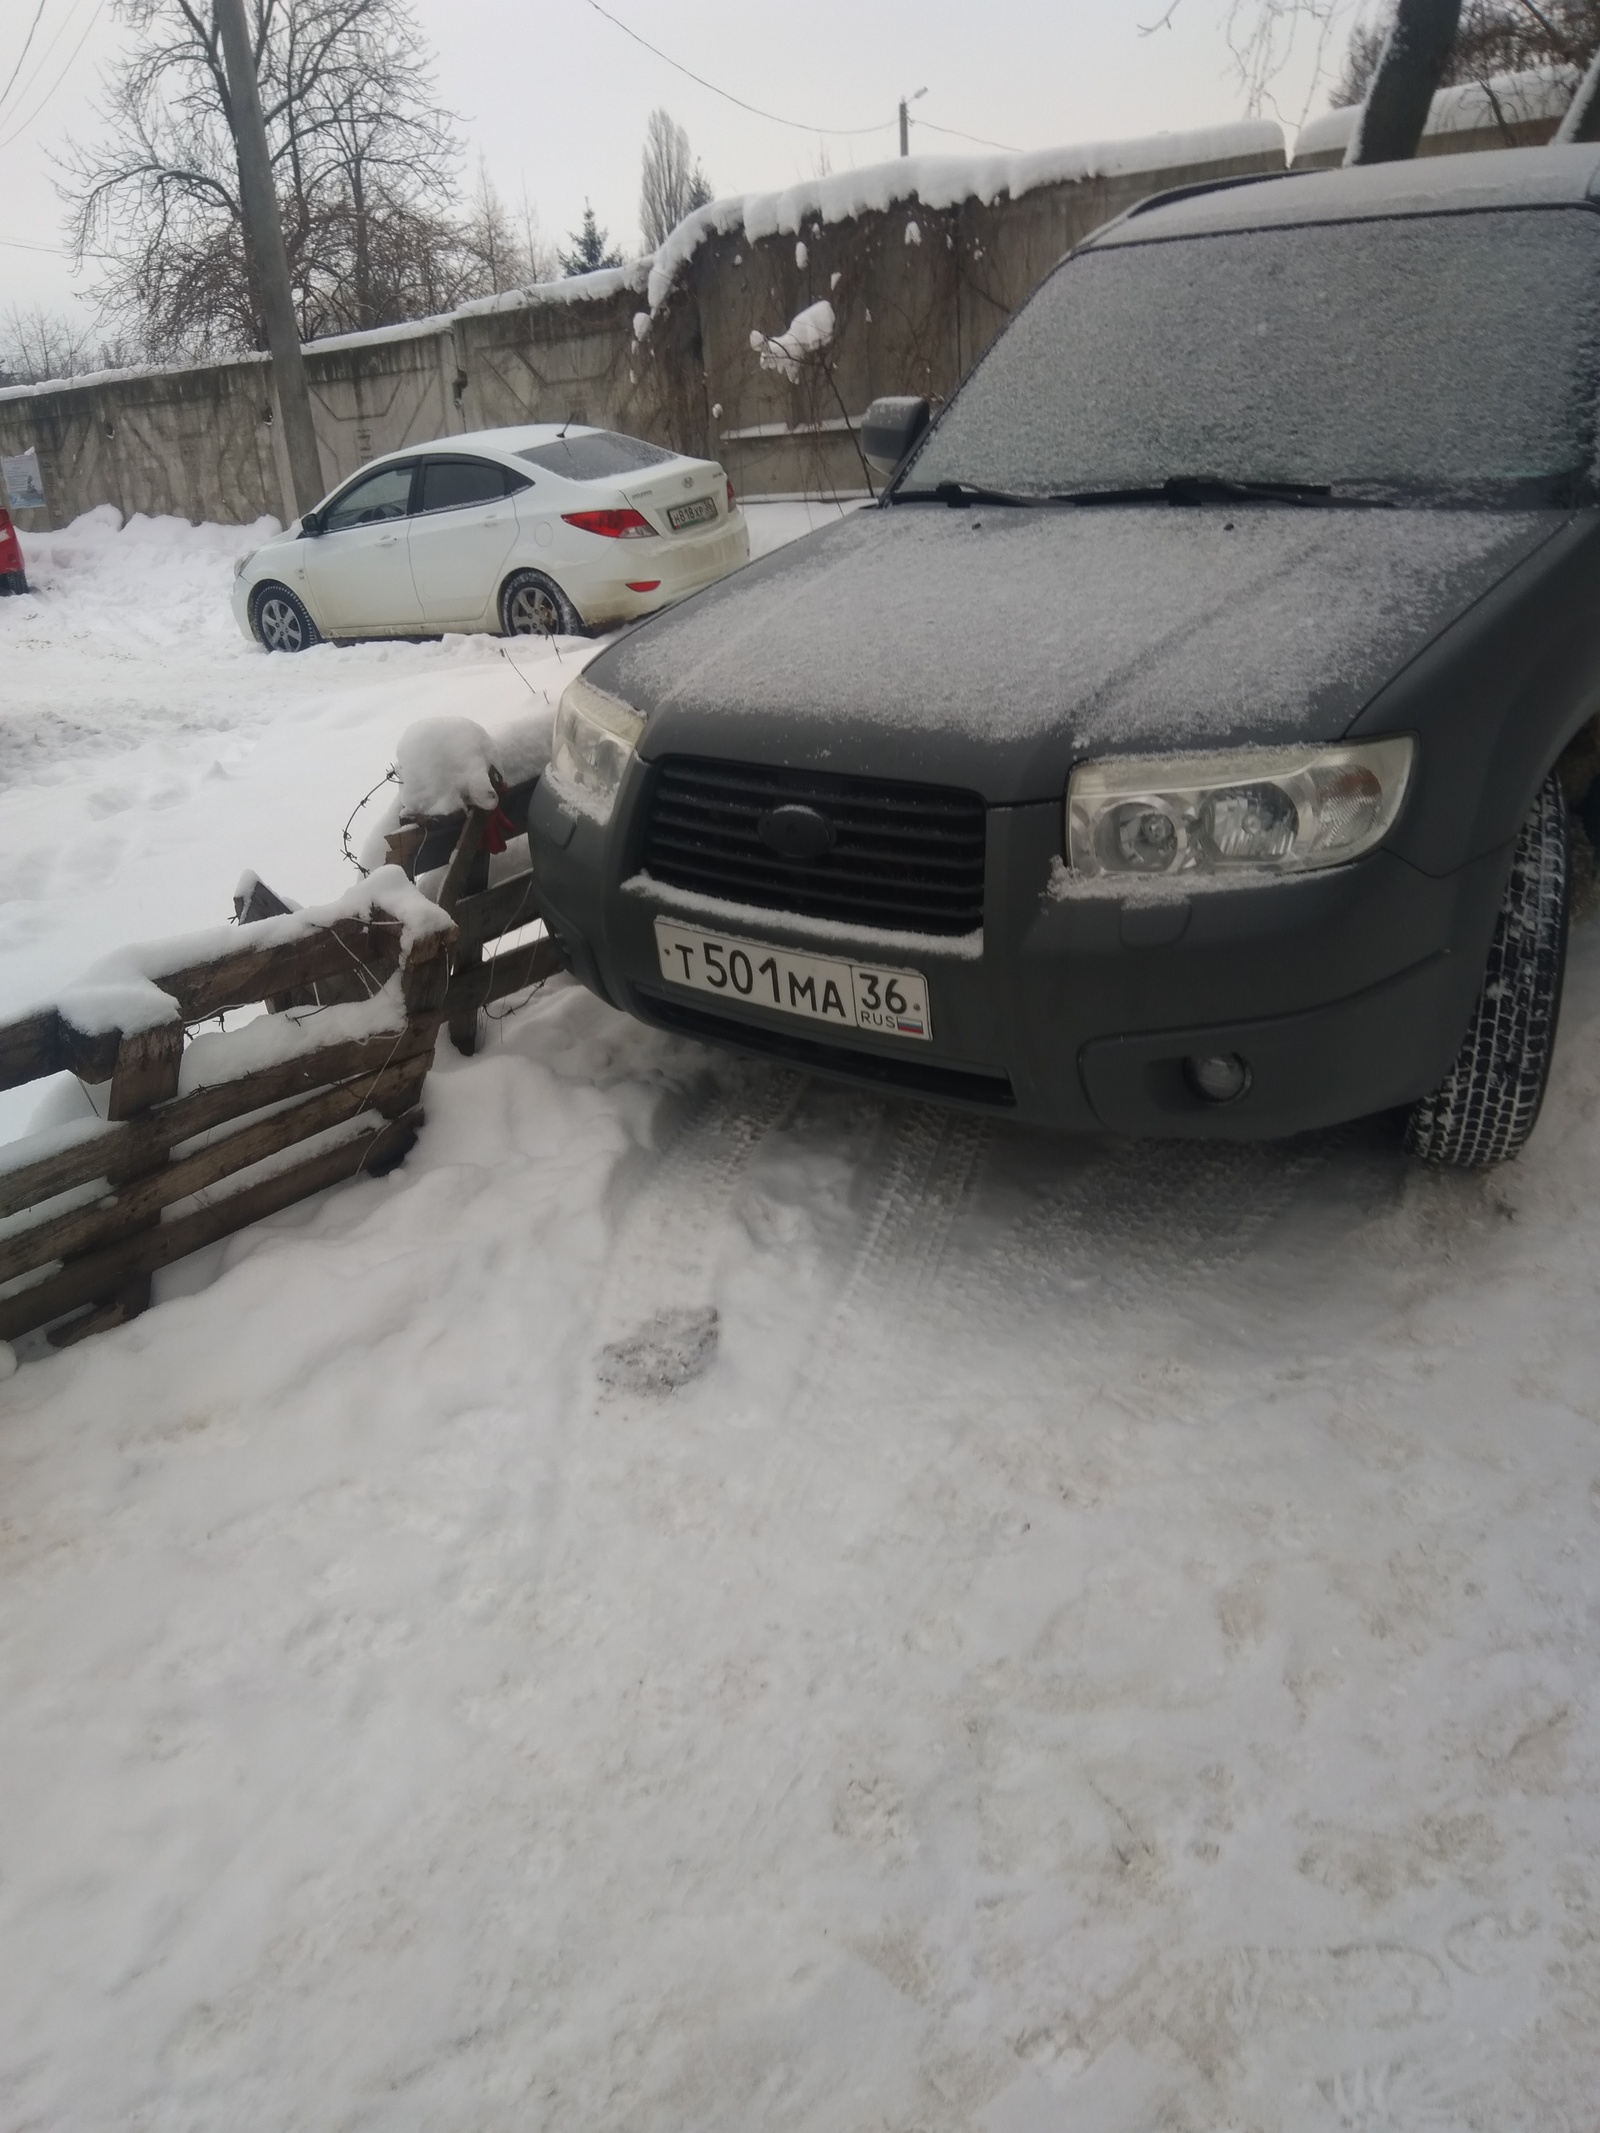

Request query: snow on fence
[
  {"left": 0, "top": 873, "right": 456, "bottom": 1348},
  {"left": 381, "top": 714, "right": 561, "bottom": 1058}
]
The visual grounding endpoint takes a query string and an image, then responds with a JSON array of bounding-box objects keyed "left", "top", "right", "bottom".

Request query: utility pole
[
  {"left": 214, "top": 0, "right": 325, "bottom": 516},
  {"left": 899, "top": 86, "right": 926, "bottom": 156}
]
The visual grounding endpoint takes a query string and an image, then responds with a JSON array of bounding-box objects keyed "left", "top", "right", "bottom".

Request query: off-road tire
[
  {"left": 1405, "top": 769, "right": 1570, "bottom": 1168},
  {"left": 0, "top": 570, "right": 27, "bottom": 596},
  {"left": 251, "top": 582, "right": 320, "bottom": 652},
  {"left": 501, "top": 570, "right": 580, "bottom": 638}
]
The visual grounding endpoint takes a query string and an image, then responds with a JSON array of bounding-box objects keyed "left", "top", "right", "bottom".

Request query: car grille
[{"left": 640, "top": 757, "right": 986, "bottom": 936}]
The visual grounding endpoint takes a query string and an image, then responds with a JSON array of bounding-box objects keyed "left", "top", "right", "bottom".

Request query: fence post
[{"left": 52, "top": 1020, "right": 185, "bottom": 1345}]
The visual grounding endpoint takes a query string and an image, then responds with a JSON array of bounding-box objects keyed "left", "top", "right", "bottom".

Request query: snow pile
[
  {"left": 753, "top": 300, "right": 836, "bottom": 383},
  {"left": 1296, "top": 64, "right": 1574, "bottom": 162},
  {"left": 396, "top": 717, "right": 502, "bottom": 817},
  {"left": 393, "top": 706, "right": 557, "bottom": 829},
  {"left": 16, "top": 502, "right": 282, "bottom": 596}
]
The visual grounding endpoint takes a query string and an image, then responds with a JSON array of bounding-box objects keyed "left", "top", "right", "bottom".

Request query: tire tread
[{"left": 1405, "top": 770, "right": 1569, "bottom": 1168}]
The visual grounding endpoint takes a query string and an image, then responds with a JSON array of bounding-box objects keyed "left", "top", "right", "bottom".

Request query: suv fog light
[{"left": 1186, "top": 1053, "right": 1250, "bottom": 1104}]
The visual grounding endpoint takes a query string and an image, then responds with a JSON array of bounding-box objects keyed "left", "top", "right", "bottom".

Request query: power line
[
  {"left": 0, "top": 0, "right": 51, "bottom": 119},
  {"left": 0, "top": 234, "right": 72, "bottom": 253},
  {"left": 0, "top": 0, "right": 106, "bottom": 153},
  {"left": 915, "top": 118, "right": 1024, "bottom": 153},
  {"left": 0, "top": 0, "right": 94, "bottom": 128},
  {"left": 579, "top": 0, "right": 893, "bottom": 137}
]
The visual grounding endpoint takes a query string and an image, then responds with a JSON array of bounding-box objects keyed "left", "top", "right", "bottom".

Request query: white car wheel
[
  {"left": 252, "top": 583, "right": 321, "bottom": 652},
  {"left": 501, "top": 570, "right": 580, "bottom": 638}
]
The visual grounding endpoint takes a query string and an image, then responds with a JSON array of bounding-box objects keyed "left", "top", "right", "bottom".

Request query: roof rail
[{"left": 1123, "top": 166, "right": 1305, "bottom": 222}]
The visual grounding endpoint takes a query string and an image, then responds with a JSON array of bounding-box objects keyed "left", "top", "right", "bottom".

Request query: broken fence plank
[
  {"left": 441, "top": 933, "right": 563, "bottom": 1025},
  {"left": 107, "top": 1023, "right": 186, "bottom": 1122},
  {"left": 146, "top": 914, "right": 404, "bottom": 1025},
  {"left": 0, "top": 1060, "right": 426, "bottom": 1290},
  {"left": 0, "top": 1110, "right": 421, "bottom": 1344},
  {"left": 450, "top": 870, "right": 544, "bottom": 958},
  {"left": 0, "top": 1024, "right": 437, "bottom": 1222},
  {"left": 0, "top": 1009, "right": 62, "bottom": 1094}
]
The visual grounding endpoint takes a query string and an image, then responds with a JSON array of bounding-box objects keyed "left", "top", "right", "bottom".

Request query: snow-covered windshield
[
  {"left": 517, "top": 432, "right": 676, "bottom": 482},
  {"left": 902, "top": 208, "right": 1600, "bottom": 503}
]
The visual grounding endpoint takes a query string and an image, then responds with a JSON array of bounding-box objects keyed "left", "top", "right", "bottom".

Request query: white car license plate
[
  {"left": 654, "top": 918, "right": 932, "bottom": 1040},
  {"left": 667, "top": 496, "right": 719, "bottom": 531}
]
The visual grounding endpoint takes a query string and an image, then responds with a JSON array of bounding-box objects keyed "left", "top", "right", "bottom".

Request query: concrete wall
[
  {"left": 0, "top": 128, "right": 1287, "bottom": 533},
  {"left": 1292, "top": 65, "right": 1570, "bottom": 169}
]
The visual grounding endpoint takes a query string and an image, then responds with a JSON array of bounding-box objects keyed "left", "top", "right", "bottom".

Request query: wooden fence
[
  {"left": 0, "top": 872, "right": 457, "bottom": 1348},
  {"left": 383, "top": 768, "right": 563, "bottom": 1056}
]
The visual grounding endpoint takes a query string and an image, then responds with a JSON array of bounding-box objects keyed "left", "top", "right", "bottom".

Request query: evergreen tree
[{"left": 559, "top": 201, "right": 623, "bottom": 276}]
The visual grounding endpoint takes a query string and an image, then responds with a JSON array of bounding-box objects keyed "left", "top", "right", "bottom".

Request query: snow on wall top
[
  {"left": 1295, "top": 66, "right": 1575, "bottom": 161},
  {"left": 642, "top": 121, "right": 1285, "bottom": 313},
  {"left": 0, "top": 122, "right": 1282, "bottom": 403},
  {"left": 0, "top": 349, "right": 275, "bottom": 406}
]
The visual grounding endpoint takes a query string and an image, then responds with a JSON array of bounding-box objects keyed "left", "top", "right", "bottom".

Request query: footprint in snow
[{"left": 597, "top": 1306, "right": 719, "bottom": 1395}]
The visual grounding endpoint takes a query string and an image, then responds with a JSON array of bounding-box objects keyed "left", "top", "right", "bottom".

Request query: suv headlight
[
  {"left": 549, "top": 674, "right": 646, "bottom": 823},
  {"left": 234, "top": 550, "right": 256, "bottom": 580},
  {"left": 1067, "top": 738, "right": 1414, "bottom": 879}
]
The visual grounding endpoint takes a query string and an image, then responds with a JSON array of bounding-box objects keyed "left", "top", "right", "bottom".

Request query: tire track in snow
[
  {"left": 957, "top": 1130, "right": 1348, "bottom": 1336},
  {"left": 791, "top": 1101, "right": 994, "bottom": 1413},
  {"left": 587, "top": 1061, "right": 807, "bottom": 1384}
]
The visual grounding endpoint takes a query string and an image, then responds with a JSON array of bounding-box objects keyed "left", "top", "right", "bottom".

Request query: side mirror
[
  {"left": 860, "top": 396, "right": 930, "bottom": 487},
  {"left": 300, "top": 509, "right": 324, "bottom": 537}
]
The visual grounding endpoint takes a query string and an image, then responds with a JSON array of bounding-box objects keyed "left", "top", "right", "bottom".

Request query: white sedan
[{"left": 231, "top": 423, "right": 749, "bottom": 651}]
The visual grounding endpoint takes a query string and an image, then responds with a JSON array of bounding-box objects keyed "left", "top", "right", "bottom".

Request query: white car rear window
[{"left": 516, "top": 432, "right": 676, "bottom": 481}]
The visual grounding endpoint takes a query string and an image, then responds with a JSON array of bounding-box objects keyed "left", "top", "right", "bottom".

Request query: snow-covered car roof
[{"left": 1100, "top": 141, "right": 1600, "bottom": 249}]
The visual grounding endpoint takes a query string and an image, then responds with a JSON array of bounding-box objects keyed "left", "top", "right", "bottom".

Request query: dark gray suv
[{"left": 529, "top": 146, "right": 1600, "bottom": 1166}]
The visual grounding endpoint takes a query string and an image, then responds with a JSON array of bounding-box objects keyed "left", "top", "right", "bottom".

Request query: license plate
[
  {"left": 654, "top": 918, "right": 932, "bottom": 1040},
  {"left": 666, "top": 496, "right": 719, "bottom": 531}
]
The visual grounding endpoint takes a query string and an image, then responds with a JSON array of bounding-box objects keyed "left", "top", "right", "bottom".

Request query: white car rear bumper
[{"left": 565, "top": 510, "right": 750, "bottom": 628}]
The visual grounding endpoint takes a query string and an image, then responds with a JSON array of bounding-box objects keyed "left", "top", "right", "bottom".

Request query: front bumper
[
  {"left": 529, "top": 771, "right": 1510, "bottom": 1139},
  {"left": 230, "top": 571, "right": 256, "bottom": 643}
]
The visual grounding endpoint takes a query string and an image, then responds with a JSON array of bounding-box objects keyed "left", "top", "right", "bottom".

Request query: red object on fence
[{"left": 0, "top": 509, "right": 26, "bottom": 590}]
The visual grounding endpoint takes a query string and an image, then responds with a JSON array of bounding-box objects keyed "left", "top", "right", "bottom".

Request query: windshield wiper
[
  {"left": 891, "top": 480, "right": 1040, "bottom": 507},
  {"left": 892, "top": 474, "right": 1379, "bottom": 510},
  {"left": 1064, "top": 475, "right": 1340, "bottom": 507}
]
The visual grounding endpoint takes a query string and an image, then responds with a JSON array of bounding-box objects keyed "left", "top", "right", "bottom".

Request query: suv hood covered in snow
[{"left": 590, "top": 503, "right": 1562, "bottom": 802}]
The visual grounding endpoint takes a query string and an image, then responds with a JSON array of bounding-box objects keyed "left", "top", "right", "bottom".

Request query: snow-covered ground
[{"left": 1, "top": 508, "right": 1599, "bottom": 2131}]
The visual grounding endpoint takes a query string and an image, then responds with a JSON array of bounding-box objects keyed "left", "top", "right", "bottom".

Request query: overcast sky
[{"left": 1, "top": 0, "right": 1356, "bottom": 329}]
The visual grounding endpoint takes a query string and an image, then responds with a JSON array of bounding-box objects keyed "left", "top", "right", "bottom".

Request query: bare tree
[
  {"left": 456, "top": 159, "right": 552, "bottom": 298},
  {"left": 1174, "top": 0, "right": 1597, "bottom": 120},
  {"left": 639, "top": 108, "right": 712, "bottom": 252},
  {"left": 62, "top": 0, "right": 470, "bottom": 358},
  {"left": 1336, "top": 1, "right": 1600, "bottom": 105},
  {"left": 0, "top": 304, "right": 139, "bottom": 386}
]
